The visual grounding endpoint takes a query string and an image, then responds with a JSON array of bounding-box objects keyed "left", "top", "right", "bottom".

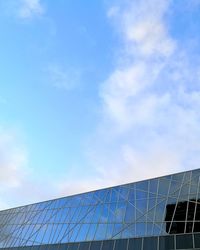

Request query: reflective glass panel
[
  {"left": 159, "top": 236, "right": 174, "bottom": 250},
  {"left": 102, "top": 240, "right": 114, "bottom": 250},
  {"left": 114, "top": 239, "right": 128, "bottom": 250},
  {"left": 143, "top": 237, "right": 157, "bottom": 250},
  {"left": 176, "top": 234, "right": 193, "bottom": 249},
  {"left": 128, "top": 238, "right": 142, "bottom": 250},
  {"left": 90, "top": 241, "right": 102, "bottom": 250},
  {"left": 194, "top": 233, "right": 200, "bottom": 248}
]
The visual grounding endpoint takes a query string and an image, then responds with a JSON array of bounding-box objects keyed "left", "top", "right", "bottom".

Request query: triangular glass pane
[
  {"left": 137, "top": 214, "right": 147, "bottom": 222},
  {"left": 169, "top": 181, "right": 181, "bottom": 197},
  {"left": 153, "top": 223, "right": 162, "bottom": 235},
  {"left": 146, "top": 209, "right": 155, "bottom": 222},
  {"left": 112, "top": 223, "right": 124, "bottom": 239},
  {"left": 121, "top": 224, "right": 135, "bottom": 238},
  {"left": 136, "top": 210, "right": 144, "bottom": 221},
  {"left": 136, "top": 199, "right": 147, "bottom": 214},
  {"left": 183, "top": 171, "right": 191, "bottom": 183},
  {"left": 148, "top": 198, "right": 157, "bottom": 210},
  {"left": 110, "top": 188, "right": 119, "bottom": 202},
  {"left": 119, "top": 185, "right": 129, "bottom": 201}
]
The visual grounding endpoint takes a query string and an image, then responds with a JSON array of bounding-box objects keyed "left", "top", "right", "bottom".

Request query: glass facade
[{"left": 0, "top": 168, "right": 199, "bottom": 249}]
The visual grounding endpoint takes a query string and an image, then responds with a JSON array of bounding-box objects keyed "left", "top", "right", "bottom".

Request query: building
[{"left": 0, "top": 168, "right": 200, "bottom": 250}]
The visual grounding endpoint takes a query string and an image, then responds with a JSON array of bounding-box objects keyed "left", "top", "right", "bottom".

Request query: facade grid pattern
[{"left": 0, "top": 169, "right": 199, "bottom": 249}]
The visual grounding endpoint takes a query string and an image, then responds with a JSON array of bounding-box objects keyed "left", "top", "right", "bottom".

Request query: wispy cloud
[
  {"left": 0, "top": 126, "right": 60, "bottom": 209},
  {"left": 81, "top": 0, "right": 200, "bottom": 187},
  {"left": 18, "top": 0, "right": 44, "bottom": 19},
  {"left": 0, "top": 127, "right": 28, "bottom": 188},
  {"left": 1, "top": 0, "right": 45, "bottom": 19},
  {"left": 47, "top": 64, "right": 82, "bottom": 91},
  {"left": 0, "top": 127, "right": 29, "bottom": 209}
]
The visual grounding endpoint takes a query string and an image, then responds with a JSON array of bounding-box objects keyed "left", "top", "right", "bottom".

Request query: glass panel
[
  {"left": 149, "top": 179, "right": 158, "bottom": 194},
  {"left": 169, "top": 181, "right": 181, "bottom": 197},
  {"left": 136, "top": 199, "right": 147, "bottom": 214},
  {"left": 155, "top": 201, "right": 166, "bottom": 222},
  {"left": 194, "top": 222, "right": 200, "bottom": 233},
  {"left": 121, "top": 224, "right": 135, "bottom": 239},
  {"left": 143, "top": 237, "right": 158, "bottom": 250},
  {"left": 172, "top": 173, "right": 184, "bottom": 182},
  {"left": 146, "top": 223, "right": 153, "bottom": 235},
  {"left": 119, "top": 186, "right": 129, "bottom": 201},
  {"left": 128, "top": 189, "right": 135, "bottom": 202},
  {"left": 136, "top": 190, "right": 147, "bottom": 200},
  {"left": 128, "top": 238, "right": 142, "bottom": 250},
  {"left": 102, "top": 240, "right": 114, "bottom": 250},
  {"left": 108, "top": 203, "right": 117, "bottom": 223},
  {"left": 112, "top": 223, "right": 124, "bottom": 239},
  {"left": 90, "top": 241, "right": 102, "bottom": 250},
  {"left": 76, "top": 224, "right": 90, "bottom": 242},
  {"left": 136, "top": 181, "right": 148, "bottom": 191},
  {"left": 95, "top": 224, "right": 107, "bottom": 240},
  {"left": 194, "top": 233, "right": 200, "bottom": 248},
  {"left": 187, "top": 201, "right": 195, "bottom": 221},
  {"left": 195, "top": 203, "right": 200, "bottom": 220},
  {"left": 169, "top": 222, "right": 185, "bottom": 234},
  {"left": 110, "top": 188, "right": 119, "bottom": 202},
  {"left": 136, "top": 223, "right": 145, "bottom": 237},
  {"left": 67, "top": 243, "right": 79, "bottom": 250},
  {"left": 125, "top": 203, "right": 135, "bottom": 223},
  {"left": 176, "top": 234, "right": 193, "bottom": 249},
  {"left": 115, "top": 202, "right": 126, "bottom": 223},
  {"left": 91, "top": 206, "right": 101, "bottom": 223},
  {"left": 159, "top": 235, "right": 174, "bottom": 250},
  {"left": 114, "top": 239, "right": 128, "bottom": 250},
  {"left": 59, "top": 243, "right": 69, "bottom": 250},
  {"left": 106, "top": 224, "right": 114, "bottom": 238},
  {"left": 86, "top": 224, "right": 97, "bottom": 241},
  {"left": 79, "top": 242, "right": 90, "bottom": 250},
  {"left": 158, "top": 179, "right": 170, "bottom": 196},
  {"left": 186, "top": 221, "right": 193, "bottom": 233},
  {"left": 99, "top": 205, "right": 109, "bottom": 223},
  {"left": 69, "top": 224, "right": 81, "bottom": 242}
]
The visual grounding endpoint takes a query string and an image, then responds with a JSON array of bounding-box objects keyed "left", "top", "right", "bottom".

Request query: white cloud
[
  {"left": 18, "top": 0, "right": 44, "bottom": 19},
  {"left": 0, "top": 0, "right": 45, "bottom": 19},
  {"left": 0, "top": 128, "right": 28, "bottom": 189},
  {"left": 84, "top": 0, "right": 200, "bottom": 186}
]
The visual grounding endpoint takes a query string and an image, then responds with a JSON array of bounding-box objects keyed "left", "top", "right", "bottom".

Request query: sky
[{"left": 0, "top": 0, "right": 200, "bottom": 209}]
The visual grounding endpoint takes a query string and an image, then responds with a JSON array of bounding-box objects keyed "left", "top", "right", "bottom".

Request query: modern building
[{"left": 0, "top": 168, "right": 200, "bottom": 250}]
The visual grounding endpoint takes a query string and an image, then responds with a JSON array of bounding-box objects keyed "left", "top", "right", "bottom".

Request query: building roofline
[{"left": 1, "top": 167, "right": 199, "bottom": 213}]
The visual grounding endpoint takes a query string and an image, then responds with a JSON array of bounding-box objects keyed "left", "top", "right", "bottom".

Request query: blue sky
[{"left": 0, "top": 0, "right": 200, "bottom": 209}]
